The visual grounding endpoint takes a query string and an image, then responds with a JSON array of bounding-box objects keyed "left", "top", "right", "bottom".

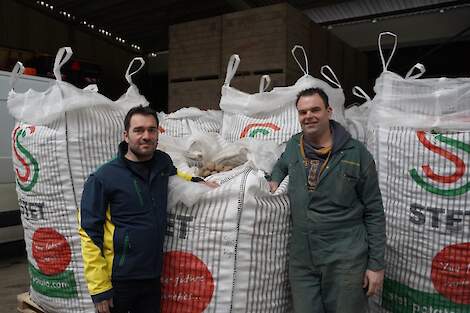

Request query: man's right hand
[
  {"left": 95, "top": 298, "right": 113, "bottom": 313},
  {"left": 269, "top": 181, "right": 279, "bottom": 193}
]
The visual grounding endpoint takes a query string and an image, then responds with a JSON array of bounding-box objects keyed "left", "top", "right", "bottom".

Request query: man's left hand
[
  {"left": 363, "top": 269, "right": 384, "bottom": 296},
  {"left": 200, "top": 180, "right": 219, "bottom": 188}
]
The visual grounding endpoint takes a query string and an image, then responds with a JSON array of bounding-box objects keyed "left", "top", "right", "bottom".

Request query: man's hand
[
  {"left": 200, "top": 180, "right": 219, "bottom": 188},
  {"left": 363, "top": 269, "right": 384, "bottom": 296},
  {"left": 95, "top": 298, "right": 113, "bottom": 313},
  {"left": 268, "top": 181, "right": 279, "bottom": 193}
]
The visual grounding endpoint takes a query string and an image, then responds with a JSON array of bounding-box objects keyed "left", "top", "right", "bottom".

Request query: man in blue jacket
[
  {"left": 269, "top": 88, "right": 385, "bottom": 313},
  {"left": 80, "top": 105, "right": 216, "bottom": 313}
]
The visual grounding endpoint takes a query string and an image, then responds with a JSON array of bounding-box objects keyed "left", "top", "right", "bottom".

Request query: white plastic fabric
[
  {"left": 159, "top": 131, "right": 285, "bottom": 176},
  {"left": 8, "top": 48, "right": 148, "bottom": 313},
  {"left": 346, "top": 61, "right": 426, "bottom": 145},
  {"left": 345, "top": 86, "right": 371, "bottom": 144},
  {"left": 219, "top": 46, "right": 346, "bottom": 144},
  {"left": 158, "top": 131, "right": 291, "bottom": 312},
  {"left": 162, "top": 165, "right": 292, "bottom": 313},
  {"left": 368, "top": 32, "right": 470, "bottom": 130},
  {"left": 367, "top": 32, "right": 470, "bottom": 313},
  {"left": 158, "top": 108, "right": 223, "bottom": 137}
]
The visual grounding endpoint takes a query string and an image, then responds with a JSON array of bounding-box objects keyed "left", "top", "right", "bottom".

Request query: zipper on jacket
[
  {"left": 119, "top": 233, "right": 129, "bottom": 266},
  {"left": 133, "top": 179, "right": 144, "bottom": 207}
]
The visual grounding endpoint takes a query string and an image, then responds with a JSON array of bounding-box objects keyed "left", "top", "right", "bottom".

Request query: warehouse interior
[
  {"left": 1, "top": 0, "right": 469, "bottom": 112},
  {"left": 1, "top": 1, "right": 470, "bottom": 313}
]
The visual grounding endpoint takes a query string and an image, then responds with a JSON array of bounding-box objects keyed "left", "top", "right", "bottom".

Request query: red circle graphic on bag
[
  {"left": 431, "top": 242, "right": 470, "bottom": 304},
  {"left": 161, "top": 251, "right": 215, "bottom": 313},
  {"left": 32, "top": 228, "right": 72, "bottom": 275}
]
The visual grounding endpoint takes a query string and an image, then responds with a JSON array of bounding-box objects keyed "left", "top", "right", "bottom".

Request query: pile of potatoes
[{"left": 197, "top": 161, "right": 235, "bottom": 177}]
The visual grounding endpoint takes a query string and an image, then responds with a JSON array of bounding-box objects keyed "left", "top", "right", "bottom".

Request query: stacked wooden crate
[
  {"left": 168, "top": 16, "right": 222, "bottom": 112},
  {"left": 168, "top": 3, "right": 368, "bottom": 111},
  {"left": 221, "top": 3, "right": 310, "bottom": 93}
]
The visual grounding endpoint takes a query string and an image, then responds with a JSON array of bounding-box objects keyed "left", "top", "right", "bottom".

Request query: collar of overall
[{"left": 300, "top": 134, "right": 332, "bottom": 178}]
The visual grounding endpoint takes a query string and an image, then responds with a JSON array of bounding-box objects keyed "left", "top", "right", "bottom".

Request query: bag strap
[
  {"left": 352, "top": 86, "right": 371, "bottom": 101},
  {"left": 405, "top": 63, "right": 426, "bottom": 79},
  {"left": 53, "top": 47, "right": 73, "bottom": 81},
  {"left": 321, "top": 65, "right": 341, "bottom": 88},
  {"left": 259, "top": 75, "right": 271, "bottom": 93},
  {"left": 224, "top": 54, "right": 240, "bottom": 86},
  {"left": 378, "top": 32, "right": 397, "bottom": 72},
  {"left": 125, "top": 57, "right": 145, "bottom": 85},
  {"left": 83, "top": 84, "right": 99, "bottom": 92},
  {"left": 291, "top": 45, "right": 308, "bottom": 76},
  {"left": 10, "top": 62, "right": 25, "bottom": 90}
]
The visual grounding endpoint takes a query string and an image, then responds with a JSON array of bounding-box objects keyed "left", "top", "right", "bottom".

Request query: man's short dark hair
[
  {"left": 295, "top": 88, "right": 329, "bottom": 108},
  {"left": 124, "top": 105, "right": 159, "bottom": 131}
]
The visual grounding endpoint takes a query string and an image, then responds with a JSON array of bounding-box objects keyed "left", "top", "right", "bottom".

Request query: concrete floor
[{"left": 0, "top": 242, "right": 30, "bottom": 313}]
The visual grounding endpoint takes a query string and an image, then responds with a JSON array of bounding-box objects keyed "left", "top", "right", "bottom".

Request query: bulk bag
[
  {"left": 344, "top": 86, "right": 371, "bottom": 144},
  {"left": 157, "top": 131, "right": 291, "bottom": 312},
  {"left": 158, "top": 108, "right": 223, "bottom": 137},
  {"left": 345, "top": 61, "right": 425, "bottom": 145},
  {"left": 161, "top": 163, "right": 292, "bottom": 313},
  {"left": 219, "top": 46, "right": 346, "bottom": 144},
  {"left": 8, "top": 47, "right": 148, "bottom": 313},
  {"left": 367, "top": 32, "right": 470, "bottom": 313},
  {"left": 158, "top": 75, "right": 273, "bottom": 138}
]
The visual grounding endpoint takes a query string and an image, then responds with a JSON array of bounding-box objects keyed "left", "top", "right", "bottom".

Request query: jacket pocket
[
  {"left": 117, "top": 231, "right": 130, "bottom": 267},
  {"left": 329, "top": 170, "right": 359, "bottom": 207},
  {"left": 309, "top": 225, "right": 368, "bottom": 268}
]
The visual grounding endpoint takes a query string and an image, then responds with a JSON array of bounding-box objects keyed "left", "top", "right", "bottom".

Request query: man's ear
[
  {"left": 123, "top": 130, "right": 129, "bottom": 143},
  {"left": 327, "top": 106, "right": 333, "bottom": 118}
]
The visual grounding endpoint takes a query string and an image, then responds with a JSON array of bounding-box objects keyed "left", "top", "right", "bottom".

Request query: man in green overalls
[{"left": 269, "top": 87, "right": 385, "bottom": 313}]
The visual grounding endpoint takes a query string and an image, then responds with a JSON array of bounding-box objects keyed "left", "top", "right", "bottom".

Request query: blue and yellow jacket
[{"left": 79, "top": 142, "right": 192, "bottom": 303}]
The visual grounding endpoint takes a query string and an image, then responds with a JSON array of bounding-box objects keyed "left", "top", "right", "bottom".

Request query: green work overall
[{"left": 271, "top": 131, "right": 385, "bottom": 313}]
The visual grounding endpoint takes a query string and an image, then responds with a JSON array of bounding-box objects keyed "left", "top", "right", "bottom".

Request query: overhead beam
[
  {"left": 318, "top": 0, "right": 470, "bottom": 25},
  {"left": 292, "top": 0, "right": 351, "bottom": 10}
]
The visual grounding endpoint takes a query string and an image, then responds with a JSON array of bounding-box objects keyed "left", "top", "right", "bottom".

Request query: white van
[{"left": 0, "top": 70, "right": 52, "bottom": 244}]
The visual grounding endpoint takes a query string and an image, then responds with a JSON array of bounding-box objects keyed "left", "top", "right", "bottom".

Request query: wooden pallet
[{"left": 17, "top": 292, "right": 45, "bottom": 313}]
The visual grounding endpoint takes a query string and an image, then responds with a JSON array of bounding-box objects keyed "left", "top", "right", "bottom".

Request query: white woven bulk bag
[
  {"left": 367, "top": 32, "right": 470, "bottom": 313},
  {"left": 220, "top": 46, "right": 346, "bottom": 144},
  {"left": 158, "top": 75, "right": 272, "bottom": 138},
  {"left": 158, "top": 108, "right": 223, "bottom": 137},
  {"left": 345, "top": 86, "right": 372, "bottom": 144},
  {"left": 8, "top": 47, "right": 148, "bottom": 313},
  {"left": 162, "top": 163, "right": 292, "bottom": 313},
  {"left": 346, "top": 61, "right": 425, "bottom": 146}
]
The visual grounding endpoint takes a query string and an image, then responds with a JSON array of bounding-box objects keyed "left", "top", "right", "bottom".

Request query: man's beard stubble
[{"left": 129, "top": 143, "right": 156, "bottom": 160}]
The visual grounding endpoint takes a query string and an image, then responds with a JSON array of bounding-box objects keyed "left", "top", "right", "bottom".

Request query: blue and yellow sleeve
[{"left": 79, "top": 174, "right": 114, "bottom": 303}]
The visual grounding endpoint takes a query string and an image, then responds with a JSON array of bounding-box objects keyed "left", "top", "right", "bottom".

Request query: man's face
[
  {"left": 124, "top": 114, "right": 159, "bottom": 161},
  {"left": 297, "top": 94, "right": 332, "bottom": 139}
]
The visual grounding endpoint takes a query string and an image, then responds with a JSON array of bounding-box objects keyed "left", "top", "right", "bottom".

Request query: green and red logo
[
  {"left": 239, "top": 122, "right": 280, "bottom": 139},
  {"left": 13, "top": 125, "right": 39, "bottom": 192},
  {"left": 409, "top": 131, "right": 470, "bottom": 196}
]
